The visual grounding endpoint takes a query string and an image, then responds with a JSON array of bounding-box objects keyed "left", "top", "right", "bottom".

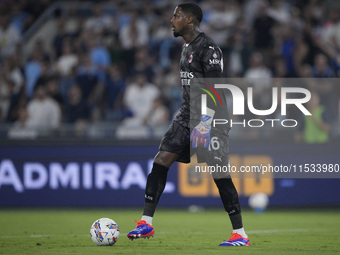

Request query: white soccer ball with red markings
[{"left": 90, "top": 218, "right": 120, "bottom": 246}]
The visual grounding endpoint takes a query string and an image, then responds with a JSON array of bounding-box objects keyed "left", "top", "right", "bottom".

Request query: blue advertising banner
[{"left": 0, "top": 143, "right": 339, "bottom": 207}]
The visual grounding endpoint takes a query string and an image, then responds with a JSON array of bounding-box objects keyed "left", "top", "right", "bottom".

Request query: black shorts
[
  {"left": 159, "top": 120, "right": 191, "bottom": 163},
  {"left": 159, "top": 120, "right": 230, "bottom": 165}
]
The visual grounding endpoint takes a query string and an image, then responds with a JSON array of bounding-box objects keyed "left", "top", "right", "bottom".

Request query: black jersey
[{"left": 174, "top": 32, "right": 229, "bottom": 129}]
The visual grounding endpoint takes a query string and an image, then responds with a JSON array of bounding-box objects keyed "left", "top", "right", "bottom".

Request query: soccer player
[{"left": 127, "top": 3, "right": 250, "bottom": 246}]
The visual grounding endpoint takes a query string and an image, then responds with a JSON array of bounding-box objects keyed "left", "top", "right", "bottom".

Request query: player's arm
[
  {"left": 202, "top": 44, "right": 223, "bottom": 77},
  {"left": 191, "top": 44, "right": 223, "bottom": 148},
  {"left": 206, "top": 70, "right": 223, "bottom": 78},
  {"left": 202, "top": 44, "right": 223, "bottom": 110}
]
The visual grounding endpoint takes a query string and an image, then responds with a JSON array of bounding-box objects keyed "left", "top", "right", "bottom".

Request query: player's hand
[{"left": 190, "top": 115, "right": 212, "bottom": 149}]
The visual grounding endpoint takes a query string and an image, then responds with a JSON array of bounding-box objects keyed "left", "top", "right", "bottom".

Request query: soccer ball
[
  {"left": 248, "top": 193, "right": 269, "bottom": 213},
  {"left": 90, "top": 218, "right": 120, "bottom": 246}
]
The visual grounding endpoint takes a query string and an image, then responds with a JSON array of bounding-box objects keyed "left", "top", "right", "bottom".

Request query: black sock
[
  {"left": 229, "top": 213, "right": 243, "bottom": 230},
  {"left": 143, "top": 163, "right": 169, "bottom": 217},
  {"left": 214, "top": 178, "right": 243, "bottom": 229}
]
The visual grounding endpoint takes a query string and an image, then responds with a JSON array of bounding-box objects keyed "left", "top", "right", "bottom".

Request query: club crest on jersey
[{"left": 188, "top": 54, "right": 193, "bottom": 63}]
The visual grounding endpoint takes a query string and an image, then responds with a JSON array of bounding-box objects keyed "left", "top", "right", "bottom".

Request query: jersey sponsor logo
[
  {"left": 180, "top": 70, "right": 194, "bottom": 79},
  {"left": 180, "top": 70, "right": 194, "bottom": 86},
  {"left": 182, "top": 79, "right": 191, "bottom": 85},
  {"left": 209, "top": 59, "right": 221, "bottom": 65}
]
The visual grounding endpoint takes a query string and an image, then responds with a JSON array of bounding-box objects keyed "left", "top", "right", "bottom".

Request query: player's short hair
[{"left": 177, "top": 3, "right": 203, "bottom": 23}]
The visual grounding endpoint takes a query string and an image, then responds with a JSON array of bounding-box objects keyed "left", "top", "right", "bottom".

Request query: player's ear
[{"left": 186, "top": 14, "right": 194, "bottom": 25}]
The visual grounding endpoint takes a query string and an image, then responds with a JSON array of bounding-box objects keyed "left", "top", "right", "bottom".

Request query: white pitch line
[
  {"left": 156, "top": 228, "right": 315, "bottom": 235},
  {"left": 0, "top": 228, "right": 323, "bottom": 239},
  {"left": 246, "top": 228, "right": 309, "bottom": 234}
]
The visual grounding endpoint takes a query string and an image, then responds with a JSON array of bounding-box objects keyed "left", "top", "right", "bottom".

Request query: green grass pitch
[{"left": 0, "top": 208, "right": 339, "bottom": 255}]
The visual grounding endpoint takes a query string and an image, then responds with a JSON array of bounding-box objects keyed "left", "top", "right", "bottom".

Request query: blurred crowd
[{"left": 0, "top": 0, "right": 339, "bottom": 142}]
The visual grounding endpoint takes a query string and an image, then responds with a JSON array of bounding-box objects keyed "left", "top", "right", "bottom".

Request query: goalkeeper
[{"left": 127, "top": 3, "right": 249, "bottom": 247}]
